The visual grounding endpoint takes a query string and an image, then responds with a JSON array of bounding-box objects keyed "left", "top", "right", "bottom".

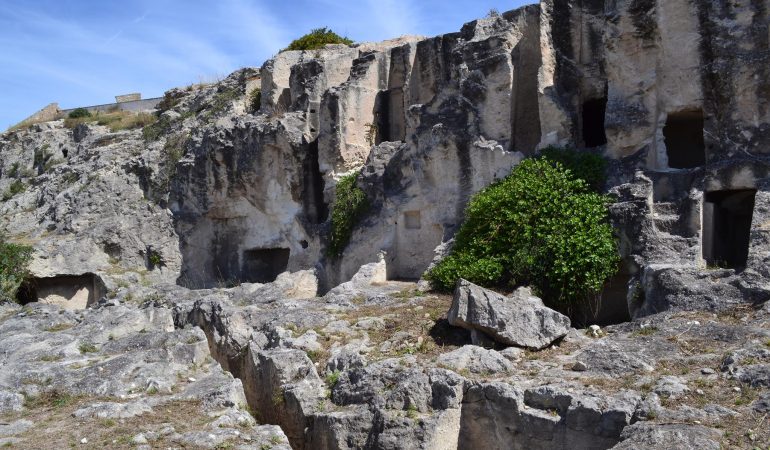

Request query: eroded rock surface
[
  {"left": 448, "top": 280, "right": 571, "bottom": 350},
  {"left": 2, "top": 0, "right": 770, "bottom": 448}
]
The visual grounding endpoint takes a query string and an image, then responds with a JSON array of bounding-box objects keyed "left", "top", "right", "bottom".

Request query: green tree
[
  {"left": 425, "top": 158, "right": 618, "bottom": 307},
  {"left": 0, "top": 235, "right": 33, "bottom": 302}
]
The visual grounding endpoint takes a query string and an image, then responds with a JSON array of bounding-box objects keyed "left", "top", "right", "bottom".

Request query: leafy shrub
[
  {"left": 143, "top": 115, "right": 172, "bottom": 141},
  {"left": 283, "top": 27, "right": 353, "bottom": 52},
  {"left": 0, "top": 235, "right": 33, "bottom": 303},
  {"left": 536, "top": 146, "right": 607, "bottom": 192},
  {"left": 67, "top": 108, "right": 91, "bottom": 119},
  {"left": 248, "top": 88, "right": 262, "bottom": 113},
  {"left": 425, "top": 158, "right": 619, "bottom": 307},
  {"left": 7, "top": 162, "right": 19, "bottom": 178},
  {"left": 2, "top": 179, "right": 26, "bottom": 201},
  {"left": 327, "top": 173, "right": 369, "bottom": 257}
]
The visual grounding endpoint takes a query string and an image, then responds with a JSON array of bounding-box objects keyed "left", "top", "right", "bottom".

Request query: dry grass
[
  {"left": 1, "top": 394, "right": 216, "bottom": 449},
  {"left": 63, "top": 110, "right": 156, "bottom": 132}
]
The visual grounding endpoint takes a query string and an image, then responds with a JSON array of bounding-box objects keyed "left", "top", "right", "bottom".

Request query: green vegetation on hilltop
[
  {"left": 283, "top": 27, "right": 353, "bottom": 52},
  {"left": 426, "top": 152, "right": 618, "bottom": 308}
]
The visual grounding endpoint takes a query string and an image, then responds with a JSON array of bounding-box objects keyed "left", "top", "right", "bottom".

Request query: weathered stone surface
[
  {"left": 612, "top": 423, "right": 722, "bottom": 450},
  {"left": 448, "top": 280, "right": 571, "bottom": 350},
  {"left": 4, "top": 0, "right": 770, "bottom": 447},
  {"left": 436, "top": 345, "right": 513, "bottom": 374}
]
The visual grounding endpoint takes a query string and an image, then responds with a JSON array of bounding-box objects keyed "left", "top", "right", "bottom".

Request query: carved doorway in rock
[
  {"left": 664, "top": 110, "right": 706, "bottom": 169},
  {"left": 702, "top": 189, "right": 756, "bottom": 269},
  {"left": 241, "top": 248, "right": 290, "bottom": 283},
  {"left": 582, "top": 97, "right": 607, "bottom": 148}
]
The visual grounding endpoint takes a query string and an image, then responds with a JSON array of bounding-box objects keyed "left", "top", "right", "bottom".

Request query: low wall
[{"left": 61, "top": 97, "right": 163, "bottom": 116}]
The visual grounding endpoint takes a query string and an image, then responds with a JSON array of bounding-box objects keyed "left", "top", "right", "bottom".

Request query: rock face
[
  {"left": 2, "top": 0, "right": 770, "bottom": 448},
  {"left": 448, "top": 280, "right": 571, "bottom": 350}
]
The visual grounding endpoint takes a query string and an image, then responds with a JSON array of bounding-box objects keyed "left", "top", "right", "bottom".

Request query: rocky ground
[{"left": 1, "top": 263, "right": 768, "bottom": 449}]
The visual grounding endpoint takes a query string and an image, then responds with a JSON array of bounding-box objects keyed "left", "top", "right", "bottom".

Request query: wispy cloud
[{"left": 0, "top": 0, "right": 529, "bottom": 129}]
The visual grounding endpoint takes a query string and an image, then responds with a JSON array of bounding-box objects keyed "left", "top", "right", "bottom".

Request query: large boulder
[{"left": 448, "top": 279, "right": 570, "bottom": 350}]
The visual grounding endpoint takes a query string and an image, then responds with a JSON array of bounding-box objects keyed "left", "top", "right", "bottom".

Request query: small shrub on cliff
[
  {"left": 67, "top": 108, "right": 91, "bottom": 119},
  {"left": 0, "top": 235, "right": 32, "bottom": 303},
  {"left": 536, "top": 146, "right": 607, "bottom": 192},
  {"left": 248, "top": 87, "right": 262, "bottom": 113},
  {"left": 425, "top": 158, "right": 619, "bottom": 307},
  {"left": 327, "top": 173, "right": 369, "bottom": 258},
  {"left": 283, "top": 27, "right": 353, "bottom": 52},
  {"left": 2, "top": 180, "right": 26, "bottom": 201}
]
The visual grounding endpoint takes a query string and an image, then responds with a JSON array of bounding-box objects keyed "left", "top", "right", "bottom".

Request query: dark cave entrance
[
  {"left": 241, "top": 248, "right": 291, "bottom": 283},
  {"left": 582, "top": 97, "right": 607, "bottom": 148},
  {"left": 703, "top": 189, "right": 756, "bottom": 269},
  {"left": 16, "top": 273, "right": 105, "bottom": 308},
  {"left": 564, "top": 272, "right": 633, "bottom": 328},
  {"left": 374, "top": 90, "right": 391, "bottom": 144},
  {"left": 303, "top": 140, "right": 328, "bottom": 224},
  {"left": 664, "top": 110, "right": 706, "bottom": 169}
]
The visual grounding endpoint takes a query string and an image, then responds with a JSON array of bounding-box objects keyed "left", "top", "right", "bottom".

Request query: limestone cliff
[{"left": 1, "top": 1, "right": 770, "bottom": 448}]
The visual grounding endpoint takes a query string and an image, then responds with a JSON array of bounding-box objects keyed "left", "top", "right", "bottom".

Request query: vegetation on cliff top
[
  {"left": 327, "top": 172, "right": 369, "bottom": 258},
  {"left": 0, "top": 235, "right": 32, "bottom": 303},
  {"left": 426, "top": 152, "right": 618, "bottom": 307},
  {"left": 283, "top": 27, "right": 353, "bottom": 52}
]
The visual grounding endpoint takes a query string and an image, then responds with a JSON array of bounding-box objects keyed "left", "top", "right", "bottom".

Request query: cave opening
[
  {"left": 303, "top": 140, "right": 328, "bottom": 224},
  {"left": 664, "top": 110, "right": 706, "bottom": 169},
  {"left": 582, "top": 97, "right": 607, "bottom": 148},
  {"left": 16, "top": 273, "right": 105, "bottom": 309},
  {"left": 241, "top": 248, "right": 291, "bottom": 283},
  {"left": 703, "top": 189, "right": 756, "bottom": 269},
  {"left": 374, "top": 90, "right": 391, "bottom": 144}
]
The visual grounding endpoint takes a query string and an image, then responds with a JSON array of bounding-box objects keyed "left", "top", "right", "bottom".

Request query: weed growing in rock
[
  {"left": 6, "top": 162, "right": 19, "bottom": 178},
  {"left": 364, "top": 123, "right": 378, "bottom": 146},
  {"left": 0, "top": 235, "right": 32, "bottom": 302},
  {"left": 78, "top": 342, "right": 98, "bottom": 354},
  {"left": 324, "top": 370, "right": 341, "bottom": 388},
  {"left": 425, "top": 158, "right": 619, "bottom": 308},
  {"left": 2, "top": 179, "right": 26, "bottom": 201},
  {"left": 43, "top": 323, "right": 74, "bottom": 332},
  {"left": 283, "top": 27, "right": 353, "bottom": 52},
  {"left": 327, "top": 172, "right": 369, "bottom": 257}
]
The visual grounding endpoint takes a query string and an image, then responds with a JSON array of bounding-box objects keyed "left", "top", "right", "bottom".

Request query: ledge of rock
[{"left": 447, "top": 279, "right": 571, "bottom": 350}]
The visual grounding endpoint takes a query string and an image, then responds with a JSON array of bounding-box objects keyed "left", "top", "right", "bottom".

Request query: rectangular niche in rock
[
  {"left": 582, "top": 97, "right": 607, "bottom": 148},
  {"left": 241, "top": 248, "right": 290, "bottom": 283},
  {"left": 664, "top": 110, "right": 706, "bottom": 169},
  {"left": 702, "top": 189, "right": 756, "bottom": 269},
  {"left": 16, "top": 273, "right": 106, "bottom": 310},
  {"left": 404, "top": 210, "right": 422, "bottom": 230}
]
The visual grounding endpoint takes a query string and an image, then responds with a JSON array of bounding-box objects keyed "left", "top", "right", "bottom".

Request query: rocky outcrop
[
  {"left": 3, "top": 0, "right": 770, "bottom": 448},
  {"left": 448, "top": 280, "right": 571, "bottom": 350}
]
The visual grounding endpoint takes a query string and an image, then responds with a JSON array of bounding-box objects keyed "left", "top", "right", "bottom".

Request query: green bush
[
  {"left": 248, "top": 88, "right": 262, "bottom": 113},
  {"left": 327, "top": 173, "right": 369, "bottom": 257},
  {"left": 0, "top": 235, "right": 33, "bottom": 303},
  {"left": 425, "top": 158, "right": 619, "bottom": 307},
  {"left": 283, "top": 27, "right": 353, "bottom": 52},
  {"left": 2, "top": 180, "right": 26, "bottom": 201},
  {"left": 67, "top": 108, "right": 92, "bottom": 119},
  {"left": 536, "top": 146, "right": 607, "bottom": 192}
]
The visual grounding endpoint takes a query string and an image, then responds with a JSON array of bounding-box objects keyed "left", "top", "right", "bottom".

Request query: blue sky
[{"left": 0, "top": 0, "right": 531, "bottom": 129}]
